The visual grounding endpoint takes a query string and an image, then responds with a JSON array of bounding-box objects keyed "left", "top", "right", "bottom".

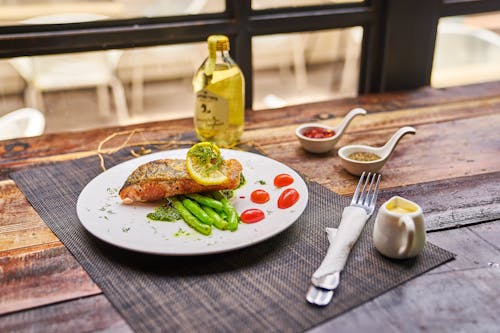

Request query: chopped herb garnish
[
  {"left": 256, "top": 180, "right": 266, "bottom": 185},
  {"left": 190, "top": 143, "right": 224, "bottom": 175},
  {"left": 106, "top": 187, "right": 118, "bottom": 196},
  {"left": 174, "top": 228, "right": 191, "bottom": 237}
]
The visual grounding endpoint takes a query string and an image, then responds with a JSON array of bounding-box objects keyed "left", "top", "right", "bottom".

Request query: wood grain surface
[
  {"left": 0, "top": 181, "right": 99, "bottom": 316},
  {"left": 0, "top": 81, "right": 499, "bottom": 332},
  {"left": 0, "top": 180, "right": 59, "bottom": 252},
  {"left": 0, "top": 243, "right": 100, "bottom": 315},
  {"left": 1, "top": 81, "right": 499, "bottom": 181},
  {"left": 377, "top": 171, "right": 500, "bottom": 231}
]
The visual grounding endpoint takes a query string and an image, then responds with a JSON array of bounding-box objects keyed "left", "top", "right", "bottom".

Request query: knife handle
[{"left": 313, "top": 206, "right": 368, "bottom": 278}]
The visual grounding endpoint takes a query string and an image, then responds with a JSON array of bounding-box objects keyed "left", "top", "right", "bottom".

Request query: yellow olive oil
[{"left": 193, "top": 35, "right": 245, "bottom": 147}]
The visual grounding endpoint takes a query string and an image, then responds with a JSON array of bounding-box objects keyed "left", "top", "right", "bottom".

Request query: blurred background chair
[
  {"left": 8, "top": 13, "right": 129, "bottom": 124},
  {"left": 120, "top": 0, "right": 209, "bottom": 114},
  {"left": 338, "top": 26, "right": 363, "bottom": 94},
  {"left": 0, "top": 107, "right": 45, "bottom": 141},
  {"left": 432, "top": 21, "right": 500, "bottom": 87},
  {"left": 122, "top": 44, "right": 204, "bottom": 115},
  {"left": 253, "top": 33, "right": 309, "bottom": 90}
]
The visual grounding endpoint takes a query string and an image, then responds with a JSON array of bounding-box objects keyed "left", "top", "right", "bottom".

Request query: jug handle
[{"left": 398, "top": 215, "right": 415, "bottom": 257}]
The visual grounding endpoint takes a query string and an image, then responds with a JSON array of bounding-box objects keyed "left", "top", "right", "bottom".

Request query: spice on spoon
[{"left": 348, "top": 151, "right": 381, "bottom": 162}]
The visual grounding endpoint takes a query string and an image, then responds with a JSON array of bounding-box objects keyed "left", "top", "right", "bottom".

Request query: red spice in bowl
[{"left": 301, "top": 127, "right": 335, "bottom": 139}]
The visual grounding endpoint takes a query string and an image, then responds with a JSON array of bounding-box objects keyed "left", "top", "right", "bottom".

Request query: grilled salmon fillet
[{"left": 119, "top": 159, "right": 242, "bottom": 204}]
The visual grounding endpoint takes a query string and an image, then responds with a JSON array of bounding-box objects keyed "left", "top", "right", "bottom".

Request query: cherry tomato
[
  {"left": 274, "top": 173, "right": 294, "bottom": 187},
  {"left": 251, "top": 189, "right": 270, "bottom": 204},
  {"left": 302, "top": 127, "right": 335, "bottom": 139},
  {"left": 277, "top": 188, "right": 300, "bottom": 209},
  {"left": 240, "top": 209, "right": 265, "bottom": 224}
]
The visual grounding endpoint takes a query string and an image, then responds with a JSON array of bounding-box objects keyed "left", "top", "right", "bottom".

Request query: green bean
[
  {"left": 213, "top": 191, "right": 239, "bottom": 231},
  {"left": 202, "top": 206, "right": 228, "bottom": 230},
  {"left": 170, "top": 197, "right": 211, "bottom": 235},
  {"left": 225, "top": 208, "right": 238, "bottom": 231},
  {"left": 186, "top": 193, "right": 224, "bottom": 212},
  {"left": 219, "top": 211, "right": 228, "bottom": 220},
  {"left": 181, "top": 197, "right": 215, "bottom": 226}
]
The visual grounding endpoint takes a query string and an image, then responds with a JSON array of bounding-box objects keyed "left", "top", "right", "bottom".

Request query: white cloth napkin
[
  {"left": 326, "top": 227, "right": 337, "bottom": 243},
  {"left": 313, "top": 206, "right": 369, "bottom": 278}
]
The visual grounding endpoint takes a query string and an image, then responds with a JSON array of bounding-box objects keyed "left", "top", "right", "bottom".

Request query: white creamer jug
[{"left": 373, "top": 196, "right": 426, "bottom": 259}]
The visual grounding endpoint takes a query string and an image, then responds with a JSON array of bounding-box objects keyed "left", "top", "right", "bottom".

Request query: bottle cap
[{"left": 208, "top": 35, "right": 230, "bottom": 51}]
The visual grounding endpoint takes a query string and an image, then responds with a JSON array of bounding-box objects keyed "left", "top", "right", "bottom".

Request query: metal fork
[
  {"left": 350, "top": 171, "right": 381, "bottom": 216},
  {"left": 306, "top": 172, "right": 381, "bottom": 306}
]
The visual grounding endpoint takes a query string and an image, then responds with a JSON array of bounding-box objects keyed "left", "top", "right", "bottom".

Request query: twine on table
[
  {"left": 96, "top": 128, "right": 195, "bottom": 171},
  {"left": 95, "top": 127, "right": 269, "bottom": 171}
]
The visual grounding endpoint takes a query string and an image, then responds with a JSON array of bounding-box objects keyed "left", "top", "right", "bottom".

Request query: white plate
[{"left": 76, "top": 149, "right": 308, "bottom": 255}]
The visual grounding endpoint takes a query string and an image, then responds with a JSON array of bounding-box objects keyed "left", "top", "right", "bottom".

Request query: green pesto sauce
[
  {"left": 237, "top": 173, "right": 246, "bottom": 189},
  {"left": 147, "top": 202, "right": 181, "bottom": 222},
  {"left": 219, "top": 190, "right": 233, "bottom": 199}
]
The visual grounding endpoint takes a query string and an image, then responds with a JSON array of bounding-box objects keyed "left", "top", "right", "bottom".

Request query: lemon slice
[{"left": 186, "top": 142, "right": 228, "bottom": 185}]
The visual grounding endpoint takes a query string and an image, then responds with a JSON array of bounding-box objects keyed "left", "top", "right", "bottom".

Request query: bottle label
[{"left": 195, "top": 90, "right": 228, "bottom": 132}]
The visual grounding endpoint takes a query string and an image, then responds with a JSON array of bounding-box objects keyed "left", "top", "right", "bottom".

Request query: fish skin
[{"left": 119, "top": 159, "right": 242, "bottom": 203}]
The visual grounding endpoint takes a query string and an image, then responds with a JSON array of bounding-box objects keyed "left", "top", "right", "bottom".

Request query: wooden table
[{"left": 1, "top": 82, "right": 499, "bottom": 332}]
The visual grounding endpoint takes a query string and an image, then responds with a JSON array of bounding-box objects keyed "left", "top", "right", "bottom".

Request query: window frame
[{"left": 0, "top": 0, "right": 499, "bottom": 108}]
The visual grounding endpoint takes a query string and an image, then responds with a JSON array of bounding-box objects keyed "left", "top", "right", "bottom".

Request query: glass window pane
[
  {"left": 0, "top": 43, "right": 205, "bottom": 139},
  {"left": 252, "top": 27, "right": 362, "bottom": 110},
  {"left": 0, "top": 0, "right": 225, "bottom": 26},
  {"left": 253, "top": 0, "right": 363, "bottom": 10},
  {"left": 431, "top": 12, "right": 500, "bottom": 88}
]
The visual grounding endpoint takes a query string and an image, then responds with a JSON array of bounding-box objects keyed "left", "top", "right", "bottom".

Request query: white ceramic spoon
[
  {"left": 338, "top": 126, "right": 416, "bottom": 176},
  {"left": 295, "top": 108, "right": 367, "bottom": 153}
]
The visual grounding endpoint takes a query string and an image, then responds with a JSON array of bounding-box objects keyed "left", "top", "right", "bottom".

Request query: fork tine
[
  {"left": 351, "top": 172, "right": 366, "bottom": 204},
  {"left": 357, "top": 172, "right": 371, "bottom": 205},
  {"left": 350, "top": 172, "right": 381, "bottom": 216},
  {"left": 362, "top": 173, "right": 376, "bottom": 206},
  {"left": 368, "top": 174, "right": 382, "bottom": 209}
]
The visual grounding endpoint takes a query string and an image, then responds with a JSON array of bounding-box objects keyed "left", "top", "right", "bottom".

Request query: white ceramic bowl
[
  {"left": 338, "top": 126, "right": 416, "bottom": 176},
  {"left": 295, "top": 108, "right": 367, "bottom": 154},
  {"left": 338, "top": 145, "right": 385, "bottom": 175},
  {"left": 295, "top": 123, "right": 339, "bottom": 154}
]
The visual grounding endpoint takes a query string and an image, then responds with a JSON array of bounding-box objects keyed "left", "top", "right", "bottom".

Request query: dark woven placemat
[{"left": 10, "top": 147, "right": 454, "bottom": 333}]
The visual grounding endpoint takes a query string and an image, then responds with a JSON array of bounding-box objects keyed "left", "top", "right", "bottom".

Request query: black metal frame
[{"left": 0, "top": 0, "right": 499, "bottom": 108}]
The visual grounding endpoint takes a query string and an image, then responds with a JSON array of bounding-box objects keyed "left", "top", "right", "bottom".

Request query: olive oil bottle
[{"left": 193, "top": 35, "right": 245, "bottom": 146}]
